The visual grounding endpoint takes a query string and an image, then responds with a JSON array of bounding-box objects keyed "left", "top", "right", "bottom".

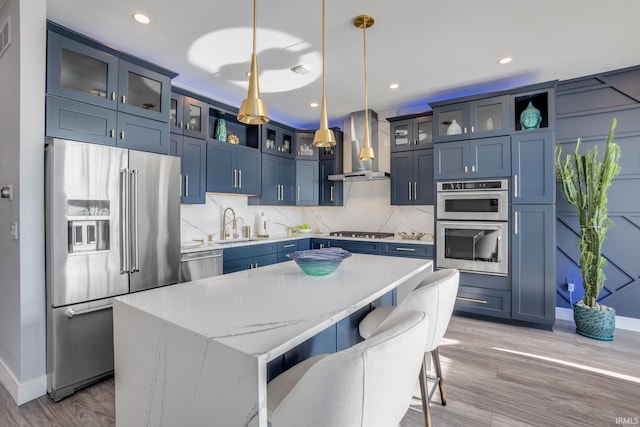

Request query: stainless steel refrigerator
[{"left": 45, "top": 139, "right": 180, "bottom": 400}]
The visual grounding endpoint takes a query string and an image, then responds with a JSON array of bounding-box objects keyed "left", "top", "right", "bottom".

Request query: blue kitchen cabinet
[
  {"left": 319, "top": 159, "right": 343, "bottom": 206},
  {"left": 511, "top": 130, "right": 555, "bottom": 205},
  {"left": 206, "top": 141, "right": 261, "bottom": 195},
  {"left": 222, "top": 243, "right": 278, "bottom": 274},
  {"left": 116, "top": 114, "right": 170, "bottom": 154},
  {"left": 46, "top": 27, "right": 173, "bottom": 153},
  {"left": 170, "top": 92, "right": 208, "bottom": 139},
  {"left": 295, "top": 160, "right": 319, "bottom": 206},
  {"left": 432, "top": 95, "right": 510, "bottom": 143},
  {"left": 382, "top": 242, "right": 433, "bottom": 259},
  {"left": 46, "top": 95, "right": 118, "bottom": 146},
  {"left": 389, "top": 113, "right": 433, "bottom": 152},
  {"left": 336, "top": 305, "right": 372, "bottom": 351},
  {"left": 511, "top": 204, "right": 555, "bottom": 326},
  {"left": 390, "top": 148, "right": 434, "bottom": 205},
  {"left": 262, "top": 122, "right": 294, "bottom": 158},
  {"left": 249, "top": 154, "right": 295, "bottom": 205},
  {"left": 329, "top": 239, "right": 382, "bottom": 255},
  {"left": 294, "top": 131, "right": 319, "bottom": 160},
  {"left": 277, "top": 240, "right": 301, "bottom": 262},
  {"left": 434, "top": 136, "right": 510, "bottom": 180},
  {"left": 310, "top": 238, "right": 332, "bottom": 249},
  {"left": 170, "top": 134, "right": 206, "bottom": 204},
  {"left": 47, "top": 29, "right": 170, "bottom": 122}
]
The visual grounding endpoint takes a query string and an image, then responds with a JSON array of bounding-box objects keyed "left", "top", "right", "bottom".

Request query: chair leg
[
  {"left": 431, "top": 347, "right": 446, "bottom": 406},
  {"left": 418, "top": 354, "right": 432, "bottom": 427}
]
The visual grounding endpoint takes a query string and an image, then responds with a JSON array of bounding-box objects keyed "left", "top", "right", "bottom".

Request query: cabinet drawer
[
  {"left": 383, "top": 243, "right": 433, "bottom": 259},
  {"left": 277, "top": 240, "right": 299, "bottom": 253},
  {"left": 454, "top": 286, "right": 511, "bottom": 319},
  {"left": 330, "top": 240, "right": 381, "bottom": 255},
  {"left": 223, "top": 243, "right": 277, "bottom": 261}
]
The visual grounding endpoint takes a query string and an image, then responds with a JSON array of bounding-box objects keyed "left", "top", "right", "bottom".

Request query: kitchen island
[{"left": 113, "top": 254, "right": 433, "bottom": 427}]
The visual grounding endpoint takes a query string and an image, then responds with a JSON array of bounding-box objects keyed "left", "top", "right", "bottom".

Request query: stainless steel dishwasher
[{"left": 180, "top": 249, "right": 223, "bottom": 282}]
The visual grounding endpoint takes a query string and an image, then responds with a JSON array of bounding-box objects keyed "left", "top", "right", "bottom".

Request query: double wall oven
[{"left": 436, "top": 179, "right": 509, "bottom": 276}]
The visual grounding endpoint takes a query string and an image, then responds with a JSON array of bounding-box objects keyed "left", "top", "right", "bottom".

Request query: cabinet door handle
[
  {"left": 514, "top": 174, "right": 518, "bottom": 198},
  {"left": 413, "top": 181, "right": 418, "bottom": 200},
  {"left": 232, "top": 169, "right": 237, "bottom": 188},
  {"left": 179, "top": 174, "right": 183, "bottom": 197},
  {"left": 120, "top": 131, "right": 125, "bottom": 139},
  {"left": 110, "top": 129, "right": 115, "bottom": 138},
  {"left": 464, "top": 165, "right": 468, "bottom": 173},
  {"left": 111, "top": 92, "right": 116, "bottom": 101},
  {"left": 463, "top": 127, "right": 468, "bottom": 134},
  {"left": 456, "top": 296, "right": 488, "bottom": 304},
  {"left": 408, "top": 182, "right": 412, "bottom": 200},
  {"left": 238, "top": 169, "right": 242, "bottom": 189},
  {"left": 514, "top": 211, "right": 519, "bottom": 235},
  {"left": 330, "top": 186, "right": 334, "bottom": 202},
  {"left": 179, "top": 121, "right": 183, "bottom": 129},
  {"left": 471, "top": 165, "right": 476, "bottom": 172},
  {"left": 185, "top": 122, "right": 190, "bottom": 130},
  {"left": 471, "top": 126, "right": 475, "bottom": 133},
  {"left": 121, "top": 95, "right": 126, "bottom": 104},
  {"left": 297, "top": 186, "right": 300, "bottom": 201},
  {"left": 185, "top": 175, "right": 189, "bottom": 197}
]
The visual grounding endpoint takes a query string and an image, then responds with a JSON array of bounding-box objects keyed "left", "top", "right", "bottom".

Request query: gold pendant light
[
  {"left": 238, "top": 0, "right": 270, "bottom": 125},
  {"left": 313, "top": 0, "right": 336, "bottom": 147},
  {"left": 355, "top": 15, "right": 375, "bottom": 161}
]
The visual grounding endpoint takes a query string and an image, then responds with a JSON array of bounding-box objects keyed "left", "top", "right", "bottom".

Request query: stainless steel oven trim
[
  {"left": 436, "top": 189, "right": 509, "bottom": 221},
  {"left": 436, "top": 220, "right": 508, "bottom": 276}
]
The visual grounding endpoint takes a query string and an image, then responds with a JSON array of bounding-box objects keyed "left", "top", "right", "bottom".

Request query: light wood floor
[{"left": 1, "top": 315, "right": 639, "bottom": 426}]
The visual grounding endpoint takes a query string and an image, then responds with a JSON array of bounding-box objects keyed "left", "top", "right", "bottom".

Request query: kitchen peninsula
[{"left": 113, "top": 254, "right": 432, "bottom": 427}]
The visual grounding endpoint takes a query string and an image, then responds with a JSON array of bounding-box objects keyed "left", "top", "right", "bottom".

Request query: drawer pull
[
  {"left": 456, "top": 296, "right": 488, "bottom": 304},
  {"left": 282, "top": 244, "right": 296, "bottom": 248},
  {"left": 395, "top": 247, "right": 416, "bottom": 252}
]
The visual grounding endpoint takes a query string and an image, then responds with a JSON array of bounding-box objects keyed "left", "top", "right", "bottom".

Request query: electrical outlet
[
  {"left": 567, "top": 281, "right": 574, "bottom": 292},
  {"left": 10, "top": 221, "right": 18, "bottom": 240}
]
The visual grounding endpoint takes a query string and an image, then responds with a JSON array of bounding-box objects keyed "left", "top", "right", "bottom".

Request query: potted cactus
[{"left": 555, "top": 118, "right": 621, "bottom": 340}]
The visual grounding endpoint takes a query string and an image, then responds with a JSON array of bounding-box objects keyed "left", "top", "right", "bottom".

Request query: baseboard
[
  {"left": 0, "top": 357, "right": 47, "bottom": 405},
  {"left": 555, "top": 307, "right": 640, "bottom": 333}
]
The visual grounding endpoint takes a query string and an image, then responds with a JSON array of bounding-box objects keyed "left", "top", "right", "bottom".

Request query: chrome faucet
[{"left": 222, "top": 207, "right": 237, "bottom": 240}]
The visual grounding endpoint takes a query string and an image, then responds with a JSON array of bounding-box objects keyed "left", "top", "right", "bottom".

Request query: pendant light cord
[
  {"left": 363, "top": 16, "right": 368, "bottom": 115},
  {"left": 252, "top": 0, "right": 257, "bottom": 55},
  {"left": 322, "top": 0, "right": 326, "bottom": 96}
]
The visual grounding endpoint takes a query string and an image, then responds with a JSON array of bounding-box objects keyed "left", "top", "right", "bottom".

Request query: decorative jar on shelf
[
  {"left": 446, "top": 119, "right": 462, "bottom": 135},
  {"left": 215, "top": 119, "right": 227, "bottom": 141}
]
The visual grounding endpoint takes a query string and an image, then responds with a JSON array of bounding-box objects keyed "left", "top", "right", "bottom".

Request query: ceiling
[{"left": 46, "top": 0, "right": 640, "bottom": 130}]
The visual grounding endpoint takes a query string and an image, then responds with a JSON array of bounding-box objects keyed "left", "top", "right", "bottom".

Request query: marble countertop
[
  {"left": 116, "top": 254, "right": 432, "bottom": 362},
  {"left": 181, "top": 234, "right": 433, "bottom": 253}
]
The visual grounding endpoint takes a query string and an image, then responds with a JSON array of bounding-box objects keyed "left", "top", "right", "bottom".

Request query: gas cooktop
[{"left": 329, "top": 231, "right": 395, "bottom": 239}]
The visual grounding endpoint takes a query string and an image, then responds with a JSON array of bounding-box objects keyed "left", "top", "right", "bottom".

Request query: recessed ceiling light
[
  {"left": 291, "top": 65, "right": 310, "bottom": 74},
  {"left": 498, "top": 57, "right": 512, "bottom": 65},
  {"left": 132, "top": 13, "right": 150, "bottom": 24},
  {"left": 310, "top": 102, "right": 319, "bottom": 108},
  {"left": 389, "top": 83, "right": 399, "bottom": 89}
]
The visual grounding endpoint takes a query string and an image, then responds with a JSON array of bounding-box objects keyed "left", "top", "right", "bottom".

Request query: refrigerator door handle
[
  {"left": 131, "top": 169, "right": 140, "bottom": 272},
  {"left": 120, "top": 169, "right": 130, "bottom": 274}
]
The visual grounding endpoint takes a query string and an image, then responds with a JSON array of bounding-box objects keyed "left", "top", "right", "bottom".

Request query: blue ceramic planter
[{"left": 573, "top": 301, "right": 616, "bottom": 341}]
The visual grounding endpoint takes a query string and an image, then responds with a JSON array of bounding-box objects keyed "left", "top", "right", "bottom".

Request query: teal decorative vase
[
  {"left": 520, "top": 101, "right": 542, "bottom": 129},
  {"left": 215, "top": 119, "right": 227, "bottom": 141},
  {"left": 573, "top": 301, "right": 615, "bottom": 341}
]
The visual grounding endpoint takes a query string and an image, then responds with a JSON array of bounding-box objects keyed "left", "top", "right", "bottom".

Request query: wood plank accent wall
[{"left": 555, "top": 65, "right": 640, "bottom": 318}]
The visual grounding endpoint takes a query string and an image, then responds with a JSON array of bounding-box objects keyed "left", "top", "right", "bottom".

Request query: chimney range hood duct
[{"left": 328, "top": 110, "right": 390, "bottom": 182}]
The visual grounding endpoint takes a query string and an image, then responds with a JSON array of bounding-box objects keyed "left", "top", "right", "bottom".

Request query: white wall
[
  {"left": 0, "top": 0, "right": 47, "bottom": 405},
  {"left": 181, "top": 110, "right": 434, "bottom": 242}
]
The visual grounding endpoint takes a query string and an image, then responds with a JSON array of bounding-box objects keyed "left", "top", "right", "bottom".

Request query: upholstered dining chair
[
  {"left": 267, "top": 310, "right": 430, "bottom": 427},
  {"left": 358, "top": 268, "right": 460, "bottom": 427}
]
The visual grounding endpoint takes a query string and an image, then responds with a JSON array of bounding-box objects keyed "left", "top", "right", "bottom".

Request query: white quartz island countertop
[{"left": 113, "top": 254, "right": 433, "bottom": 427}]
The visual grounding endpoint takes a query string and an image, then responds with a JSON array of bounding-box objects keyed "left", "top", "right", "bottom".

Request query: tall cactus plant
[{"left": 555, "top": 118, "right": 621, "bottom": 308}]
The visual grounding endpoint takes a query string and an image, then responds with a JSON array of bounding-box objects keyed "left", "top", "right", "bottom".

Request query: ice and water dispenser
[{"left": 67, "top": 200, "right": 110, "bottom": 253}]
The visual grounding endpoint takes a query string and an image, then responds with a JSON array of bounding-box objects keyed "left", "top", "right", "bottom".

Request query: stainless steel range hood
[{"left": 329, "top": 109, "right": 390, "bottom": 182}]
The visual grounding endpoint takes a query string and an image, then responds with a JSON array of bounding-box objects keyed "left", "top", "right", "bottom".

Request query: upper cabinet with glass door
[
  {"left": 47, "top": 29, "right": 171, "bottom": 123},
  {"left": 170, "top": 92, "right": 208, "bottom": 139},
  {"left": 389, "top": 113, "right": 433, "bottom": 152},
  {"left": 432, "top": 95, "right": 509, "bottom": 143}
]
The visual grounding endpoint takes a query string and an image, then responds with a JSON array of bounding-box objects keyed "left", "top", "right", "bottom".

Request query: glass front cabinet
[
  {"left": 433, "top": 95, "right": 509, "bottom": 142},
  {"left": 390, "top": 114, "right": 433, "bottom": 152}
]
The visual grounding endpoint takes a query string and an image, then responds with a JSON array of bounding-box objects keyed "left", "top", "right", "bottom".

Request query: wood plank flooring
[{"left": 1, "top": 315, "right": 639, "bottom": 426}]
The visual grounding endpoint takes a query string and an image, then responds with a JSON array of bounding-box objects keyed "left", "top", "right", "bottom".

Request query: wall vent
[{"left": 0, "top": 15, "right": 10, "bottom": 61}]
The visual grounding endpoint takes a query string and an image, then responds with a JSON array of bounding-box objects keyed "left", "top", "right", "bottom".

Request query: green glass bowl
[{"left": 286, "top": 248, "right": 352, "bottom": 276}]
